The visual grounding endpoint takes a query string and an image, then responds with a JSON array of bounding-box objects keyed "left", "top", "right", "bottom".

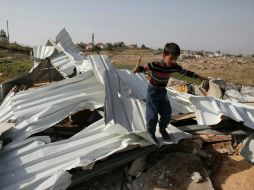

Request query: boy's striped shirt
[{"left": 140, "top": 61, "right": 198, "bottom": 87}]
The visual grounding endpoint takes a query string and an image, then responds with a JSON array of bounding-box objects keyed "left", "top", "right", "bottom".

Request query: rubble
[
  {"left": 128, "top": 156, "right": 146, "bottom": 177},
  {"left": 191, "top": 172, "right": 203, "bottom": 183}
]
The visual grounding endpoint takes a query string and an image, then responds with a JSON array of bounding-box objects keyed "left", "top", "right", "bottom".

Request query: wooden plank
[
  {"left": 192, "top": 134, "right": 232, "bottom": 143},
  {"left": 171, "top": 113, "right": 196, "bottom": 122}
]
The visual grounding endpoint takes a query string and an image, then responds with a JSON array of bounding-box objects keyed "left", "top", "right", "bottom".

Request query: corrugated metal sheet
[
  {"left": 31, "top": 29, "right": 87, "bottom": 77},
  {"left": 49, "top": 47, "right": 90, "bottom": 77},
  {"left": 190, "top": 96, "right": 254, "bottom": 129},
  {"left": 32, "top": 45, "right": 55, "bottom": 60},
  {"left": 55, "top": 28, "right": 85, "bottom": 62},
  {"left": 0, "top": 90, "right": 15, "bottom": 123},
  {"left": 241, "top": 135, "right": 254, "bottom": 163},
  {"left": 1, "top": 72, "right": 104, "bottom": 142},
  {"left": 56, "top": 28, "right": 76, "bottom": 51},
  {"left": 50, "top": 52, "right": 76, "bottom": 77}
]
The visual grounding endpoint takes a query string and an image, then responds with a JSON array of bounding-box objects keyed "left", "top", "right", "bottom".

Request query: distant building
[
  {"left": 0, "top": 29, "right": 9, "bottom": 44},
  {"left": 128, "top": 44, "right": 138, "bottom": 48},
  {"left": 113, "top": 42, "right": 125, "bottom": 47},
  {"left": 96, "top": 42, "right": 107, "bottom": 49},
  {"left": 214, "top": 51, "right": 223, "bottom": 57},
  {"left": 85, "top": 43, "right": 95, "bottom": 50}
]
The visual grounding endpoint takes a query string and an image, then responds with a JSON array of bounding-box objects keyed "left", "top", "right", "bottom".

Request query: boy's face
[{"left": 163, "top": 54, "right": 178, "bottom": 66}]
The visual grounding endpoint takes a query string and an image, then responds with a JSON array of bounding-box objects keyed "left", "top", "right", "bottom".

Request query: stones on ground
[
  {"left": 157, "top": 170, "right": 170, "bottom": 188},
  {"left": 191, "top": 172, "right": 203, "bottom": 183},
  {"left": 131, "top": 152, "right": 214, "bottom": 190},
  {"left": 128, "top": 156, "right": 146, "bottom": 177}
]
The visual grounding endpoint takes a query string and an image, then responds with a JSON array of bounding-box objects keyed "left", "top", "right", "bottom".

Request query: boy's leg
[
  {"left": 158, "top": 94, "right": 172, "bottom": 141},
  {"left": 146, "top": 87, "right": 160, "bottom": 143}
]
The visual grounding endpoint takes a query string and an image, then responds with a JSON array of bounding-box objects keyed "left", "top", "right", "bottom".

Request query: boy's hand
[{"left": 133, "top": 66, "right": 140, "bottom": 73}]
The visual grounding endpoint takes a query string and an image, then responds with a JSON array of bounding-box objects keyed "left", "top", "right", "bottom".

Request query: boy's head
[{"left": 163, "top": 43, "right": 180, "bottom": 65}]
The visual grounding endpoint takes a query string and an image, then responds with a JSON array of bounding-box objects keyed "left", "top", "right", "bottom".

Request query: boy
[{"left": 133, "top": 43, "right": 207, "bottom": 143}]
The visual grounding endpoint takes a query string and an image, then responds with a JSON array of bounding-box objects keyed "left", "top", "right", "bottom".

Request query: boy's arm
[
  {"left": 133, "top": 64, "right": 149, "bottom": 73},
  {"left": 177, "top": 65, "right": 208, "bottom": 81}
]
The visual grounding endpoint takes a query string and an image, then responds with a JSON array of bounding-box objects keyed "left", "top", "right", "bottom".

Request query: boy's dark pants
[{"left": 146, "top": 84, "right": 172, "bottom": 135}]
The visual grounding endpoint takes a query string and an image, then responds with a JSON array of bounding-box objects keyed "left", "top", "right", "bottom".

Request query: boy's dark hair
[{"left": 164, "top": 43, "right": 180, "bottom": 57}]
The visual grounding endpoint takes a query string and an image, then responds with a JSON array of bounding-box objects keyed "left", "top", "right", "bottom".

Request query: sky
[{"left": 0, "top": 0, "right": 254, "bottom": 55}]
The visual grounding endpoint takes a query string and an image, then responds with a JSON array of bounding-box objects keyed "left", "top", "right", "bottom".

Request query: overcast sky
[{"left": 0, "top": 0, "right": 253, "bottom": 55}]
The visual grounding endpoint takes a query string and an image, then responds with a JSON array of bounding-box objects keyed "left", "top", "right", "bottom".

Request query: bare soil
[{"left": 213, "top": 154, "right": 254, "bottom": 190}]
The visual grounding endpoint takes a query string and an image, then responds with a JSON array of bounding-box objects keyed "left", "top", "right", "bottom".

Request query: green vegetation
[
  {"left": 0, "top": 43, "right": 33, "bottom": 82},
  {"left": 171, "top": 73, "right": 201, "bottom": 85},
  {"left": 0, "top": 43, "right": 31, "bottom": 55},
  {"left": 0, "top": 58, "right": 32, "bottom": 81}
]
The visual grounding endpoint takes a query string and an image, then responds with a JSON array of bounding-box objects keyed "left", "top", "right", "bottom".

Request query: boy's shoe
[
  {"left": 148, "top": 132, "right": 159, "bottom": 144},
  {"left": 159, "top": 128, "right": 171, "bottom": 141}
]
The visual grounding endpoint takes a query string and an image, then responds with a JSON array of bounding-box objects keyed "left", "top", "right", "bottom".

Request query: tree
[
  {"left": 141, "top": 44, "right": 147, "bottom": 49},
  {"left": 106, "top": 43, "right": 113, "bottom": 51},
  {"left": 92, "top": 45, "right": 101, "bottom": 53}
]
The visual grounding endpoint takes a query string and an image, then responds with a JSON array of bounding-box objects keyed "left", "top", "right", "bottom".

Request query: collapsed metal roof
[
  {"left": 1, "top": 28, "right": 254, "bottom": 189},
  {"left": 190, "top": 96, "right": 254, "bottom": 130},
  {"left": 0, "top": 119, "right": 152, "bottom": 190},
  {"left": 0, "top": 72, "right": 104, "bottom": 143}
]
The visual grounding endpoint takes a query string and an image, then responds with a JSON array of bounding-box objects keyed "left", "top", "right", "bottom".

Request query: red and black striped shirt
[{"left": 139, "top": 61, "right": 198, "bottom": 87}]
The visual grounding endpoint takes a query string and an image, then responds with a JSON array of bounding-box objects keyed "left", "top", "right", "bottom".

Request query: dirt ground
[
  {"left": 214, "top": 154, "right": 254, "bottom": 190},
  {"left": 179, "top": 57, "right": 254, "bottom": 85}
]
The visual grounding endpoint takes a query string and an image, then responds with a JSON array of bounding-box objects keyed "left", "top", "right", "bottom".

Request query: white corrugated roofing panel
[
  {"left": 241, "top": 135, "right": 254, "bottom": 163},
  {"left": 166, "top": 88, "right": 194, "bottom": 115},
  {"left": 49, "top": 48, "right": 90, "bottom": 77},
  {"left": 55, "top": 28, "right": 84, "bottom": 61},
  {"left": 30, "top": 29, "right": 87, "bottom": 78},
  {"left": 1, "top": 72, "right": 104, "bottom": 142},
  {"left": 50, "top": 52, "right": 76, "bottom": 77},
  {"left": 190, "top": 96, "right": 254, "bottom": 129},
  {"left": 0, "top": 90, "right": 15, "bottom": 123},
  {"left": 56, "top": 28, "right": 75, "bottom": 50},
  {"left": 89, "top": 55, "right": 148, "bottom": 132},
  {"left": 33, "top": 45, "right": 55, "bottom": 60}
]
